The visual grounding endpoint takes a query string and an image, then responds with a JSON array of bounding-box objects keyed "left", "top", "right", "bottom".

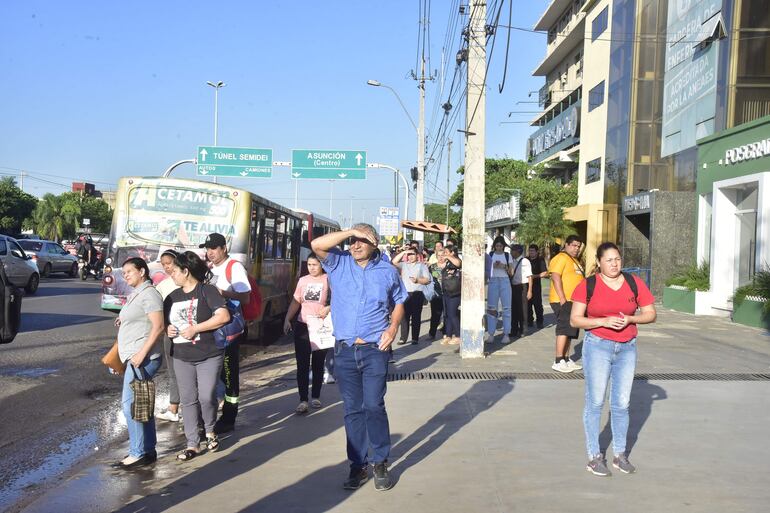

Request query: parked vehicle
[
  {"left": 0, "top": 235, "right": 40, "bottom": 294},
  {"left": 17, "top": 239, "right": 79, "bottom": 277}
]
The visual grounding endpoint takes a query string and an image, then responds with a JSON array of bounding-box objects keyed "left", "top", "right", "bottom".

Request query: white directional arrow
[
  {"left": 199, "top": 169, "right": 209, "bottom": 175},
  {"left": 355, "top": 153, "right": 363, "bottom": 166},
  {"left": 240, "top": 171, "right": 248, "bottom": 176},
  {"left": 199, "top": 148, "right": 208, "bottom": 161},
  {"left": 291, "top": 172, "right": 301, "bottom": 178},
  {"left": 338, "top": 173, "right": 348, "bottom": 178}
]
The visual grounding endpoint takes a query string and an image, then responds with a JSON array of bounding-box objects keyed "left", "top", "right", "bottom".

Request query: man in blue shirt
[{"left": 312, "top": 223, "right": 407, "bottom": 491}]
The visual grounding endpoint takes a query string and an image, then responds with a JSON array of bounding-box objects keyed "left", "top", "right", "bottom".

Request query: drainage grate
[{"left": 386, "top": 371, "right": 770, "bottom": 382}]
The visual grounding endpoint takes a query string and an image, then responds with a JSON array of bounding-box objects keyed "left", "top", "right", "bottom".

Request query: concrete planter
[
  {"left": 732, "top": 298, "right": 770, "bottom": 330},
  {"left": 662, "top": 286, "right": 714, "bottom": 315}
]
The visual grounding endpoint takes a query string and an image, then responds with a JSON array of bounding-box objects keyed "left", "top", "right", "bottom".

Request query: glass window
[
  {"left": 263, "top": 209, "right": 276, "bottom": 259},
  {"left": 275, "top": 215, "right": 286, "bottom": 259},
  {"left": 249, "top": 203, "right": 262, "bottom": 261},
  {"left": 588, "top": 81, "right": 605, "bottom": 111},
  {"left": 0, "top": 239, "right": 7, "bottom": 255},
  {"left": 740, "top": 0, "right": 770, "bottom": 28},
  {"left": 9, "top": 240, "right": 26, "bottom": 258},
  {"left": 586, "top": 158, "right": 601, "bottom": 184},
  {"left": 591, "top": 6, "right": 608, "bottom": 42},
  {"left": 18, "top": 240, "right": 43, "bottom": 252}
]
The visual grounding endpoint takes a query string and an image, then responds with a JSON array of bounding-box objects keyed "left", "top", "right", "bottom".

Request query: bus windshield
[{"left": 126, "top": 185, "right": 237, "bottom": 247}]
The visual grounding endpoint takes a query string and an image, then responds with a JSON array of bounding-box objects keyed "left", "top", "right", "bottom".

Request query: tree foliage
[
  {"left": 60, "top": 192, "right": 114, "bottom": 233},
  {"left": 449, "top": 158, "right": 577, "bottom": 214},
  {"left": 0, "top": 177, "right": 38, "bottom": 235},
  {"left": 515, "top": 204, "right": 575, "bottom": 261},
  {"left": 31, "top": 193, "right": 81, "bottom": 242}
]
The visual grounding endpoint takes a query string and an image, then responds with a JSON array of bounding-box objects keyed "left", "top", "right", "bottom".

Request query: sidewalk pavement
[{"left": 20, "top": 304, "right": 770, "bottom": 513}]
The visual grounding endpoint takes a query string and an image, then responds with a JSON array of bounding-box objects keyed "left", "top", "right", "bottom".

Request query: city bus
[
  {"left": 101, "top": 176, "right": 329, "bottom": 341},
  {"left": 291, "top": 208, "right": 342, "bottom": 276}
]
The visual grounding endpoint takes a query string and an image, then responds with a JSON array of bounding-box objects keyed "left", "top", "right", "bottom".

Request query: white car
[{"left": 0, "top": 235, "right": 40, "bottom": 294}]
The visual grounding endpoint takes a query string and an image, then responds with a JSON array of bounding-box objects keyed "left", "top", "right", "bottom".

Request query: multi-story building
[
  {"left": 526, "top": 0, "right": 586, "bottom": 183},
  {"left": 529, "top": 0, "right": 770, "bottom": 298}
]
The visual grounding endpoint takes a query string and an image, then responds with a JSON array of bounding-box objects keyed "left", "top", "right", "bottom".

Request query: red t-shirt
[{"left": 571, "top": 275, "right": 655, "bottom": 342}]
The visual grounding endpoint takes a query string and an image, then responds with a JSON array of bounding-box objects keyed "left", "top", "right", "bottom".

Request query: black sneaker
[
  {"left": 373, "top": 462, "right": 393, "bottom": 491},
  {"left": 343, "top": 466, "right": 370, "bottom": 490},
  {"left": 214, "top": 419, "right": 235, "bottom": 434}
]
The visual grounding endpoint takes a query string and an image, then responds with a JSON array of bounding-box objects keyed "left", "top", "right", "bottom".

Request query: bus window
[
  {"left": 301, "top": 219, "right": 310, "bottom": 248},
  {"left": 275, "top": 214, "right": 286, "bottom": 259},
  {"left": 264, "top": 209, "right": 276, "bottom": 259},
  {"left": 312, "top": 225, "right": 325, "bottom": 240},
  {"left": 285, "top": 218, "right": 294, "bottom": 260},
  {"left": 249, "top": 202, "right": 262, "bottom": 261}
]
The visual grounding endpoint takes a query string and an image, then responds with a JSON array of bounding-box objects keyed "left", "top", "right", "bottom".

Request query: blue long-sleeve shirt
[{"left": 321, "top": 248, "right": 408, "bottom": 345}]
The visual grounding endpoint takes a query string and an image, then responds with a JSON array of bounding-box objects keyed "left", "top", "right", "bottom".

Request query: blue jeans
[
  {"left": 486, "top": 277, "right": 512, "bottom": 335},
  {"left": 443, "top": 294, "right": 461, "bottom": 337},
  {"left": 582, "top": 331, "right": 637, "bottom": 458},
  {"left": 122, "top": 357, "right": 162, "bottom": 458},
  {"left": 334, "top": 341, "right": 390, "bottom": 468}
]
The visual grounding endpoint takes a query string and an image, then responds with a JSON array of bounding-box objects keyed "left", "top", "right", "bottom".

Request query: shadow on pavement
[
  {"left": 114, "top": 368, "right": 344, "bottom": 513},
  {"left": 21, "top": 312, "right": 111, "bottom": 332},
  {"left": 598, "top": 378, "right": 668, "bottom": 456},
  {"left": 240, "top": 379, "right": 515, "bottom": 513}
]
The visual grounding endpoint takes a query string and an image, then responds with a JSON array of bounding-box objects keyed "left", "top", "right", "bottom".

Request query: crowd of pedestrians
[{"left": 110, "top": 224, "right": 656, "bottom": 484}]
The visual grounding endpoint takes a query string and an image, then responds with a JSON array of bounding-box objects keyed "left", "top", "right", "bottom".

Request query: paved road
[{"left": 0, "top": 276, "right": 121, "bottom": 511}]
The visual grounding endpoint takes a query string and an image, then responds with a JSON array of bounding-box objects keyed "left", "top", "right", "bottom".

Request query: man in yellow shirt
[{"left": 548, "top": 235, "right": 585, "bottom": 373}]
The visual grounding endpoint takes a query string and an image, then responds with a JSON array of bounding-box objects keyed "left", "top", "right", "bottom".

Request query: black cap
[{"left": 199, "top": 233, "right": 227, "bottom": 249}]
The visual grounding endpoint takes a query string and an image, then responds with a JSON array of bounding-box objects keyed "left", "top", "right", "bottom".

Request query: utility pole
[
  {"left": 446, "top": 139, "right": 452, "bottom": 227},
  {"left": 415, "top": 56, "right": 426, "bottom": 243},
  {"left": 460, "top": 0, "right": 487, "bottom": 359},
  {"left": 329, "top": 180, "right": 333, "bottom": 218},
  {"left": 19, "top": 170, "right": 24, "bottom": 192}
]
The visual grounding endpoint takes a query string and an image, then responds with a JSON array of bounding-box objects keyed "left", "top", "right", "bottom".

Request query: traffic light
[{"left": 410, "top": 166, "right": 418, "bottom": 183}]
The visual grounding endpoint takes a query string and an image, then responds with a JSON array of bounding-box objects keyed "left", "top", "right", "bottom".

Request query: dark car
[{"left": 17, "top": 239, "right": 79, "bottom": 277}]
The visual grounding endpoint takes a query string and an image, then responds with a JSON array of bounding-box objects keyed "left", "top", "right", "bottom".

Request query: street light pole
[
  {"left": 206, "top": 80, "right": 225, "bottom": 183},
  {"left": 368, "top": 162, "right": 410, "bottom": 241},
  {"left": 367, "top": 79, "right": 426, "bottom": 240}
]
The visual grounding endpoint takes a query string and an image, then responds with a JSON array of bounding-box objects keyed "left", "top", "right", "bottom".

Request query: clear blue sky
[{"left": 0, "top": 0, "right": 549, "bottom": 226}]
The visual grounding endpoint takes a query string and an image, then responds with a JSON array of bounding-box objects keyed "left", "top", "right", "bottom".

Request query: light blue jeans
[
  {"left": 582, "top": 331, "right": 637, "bottom": 458},
  {"left": 486, "top": 277, "right": 512, "bottom": 335},
  {"left": 121, "top": 357, "right": 162, "bottom": 458}
]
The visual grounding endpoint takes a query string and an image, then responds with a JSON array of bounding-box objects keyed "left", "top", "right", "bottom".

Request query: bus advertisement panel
[{"left": 102, "top": 177, "right": 250, "bottom": 310}]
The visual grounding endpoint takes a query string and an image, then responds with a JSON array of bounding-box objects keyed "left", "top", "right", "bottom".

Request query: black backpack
[
  {"left": 585, "top": 272, "right": 639, "bottom": 306},
  {"left": 0, "top": 265, "right": 22, "bottom": 344}
]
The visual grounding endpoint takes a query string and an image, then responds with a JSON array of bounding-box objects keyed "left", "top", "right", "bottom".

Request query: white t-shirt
[
  {"left": 511, "top": 256, "right": 533, "bottom": 285},
  {"left": 210, "top": 257, "right": 251, "bottom": 295},
  {"left": 489, "top": 252, "right": 510, "bottom": 278}
]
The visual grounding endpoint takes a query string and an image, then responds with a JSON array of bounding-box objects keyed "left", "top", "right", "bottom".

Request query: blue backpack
[{"left": 201, "top": 287, "right": 245, "bottom": 349}]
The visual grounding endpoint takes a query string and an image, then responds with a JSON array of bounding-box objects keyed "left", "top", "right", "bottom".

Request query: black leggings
[
  {"left": 293, "top": 321, "right": 328, "bottom": 402},
  {"left": 219, "top": 336, "right": 240, "bottom": 423},
  {"left": 429, "top": 295, "right": 444, "bottom": 337},
  {"left": 400, "top": 290, "right": 425, "bottom": 342}
]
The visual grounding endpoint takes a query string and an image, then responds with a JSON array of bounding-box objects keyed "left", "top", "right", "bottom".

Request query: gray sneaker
[
  {"left": 612, "top": 453, "right": 636, "bottom": 474},
  {"left": 343, "top": 466, "right": 369, "bottom": 490},
  {"left": 373, "top": 462, "right": 394, "bottom": 491},
  {"left": 586, "top": 454, "right": 612, "bottom": 477}
]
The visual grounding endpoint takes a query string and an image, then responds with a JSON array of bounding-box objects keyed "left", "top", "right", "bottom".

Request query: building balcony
[{"left": 532, "top": 14, "right": 586, "bottom": 76}]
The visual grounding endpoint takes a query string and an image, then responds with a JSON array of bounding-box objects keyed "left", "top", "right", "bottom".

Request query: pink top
[{"left": 292, "top": 274, "right": 330, "bottom": 323}]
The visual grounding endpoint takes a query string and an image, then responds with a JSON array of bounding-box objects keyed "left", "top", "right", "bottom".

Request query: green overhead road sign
[
  {"left": 290, "top": 149, "right": 366, "bottom": 179},
  {"left": 196, "top": 146, "right": 273, "bottom": 178}
]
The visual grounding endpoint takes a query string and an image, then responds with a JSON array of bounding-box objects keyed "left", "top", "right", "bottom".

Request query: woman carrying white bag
[{"left": 284, "top": 253, "right": 333, "bottom": 414}]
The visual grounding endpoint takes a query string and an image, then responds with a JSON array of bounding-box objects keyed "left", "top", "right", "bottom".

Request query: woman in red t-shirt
[
  {"left": 284, "top": 253, "right": 331, "bottom": 414},
  {"left": 570, "top": 242, "right": 656, "bottom": 477}
]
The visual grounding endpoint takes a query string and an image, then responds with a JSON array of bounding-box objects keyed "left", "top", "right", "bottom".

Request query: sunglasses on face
[{"left": 349, "top": 237, "right": 373, "bottom": 246}]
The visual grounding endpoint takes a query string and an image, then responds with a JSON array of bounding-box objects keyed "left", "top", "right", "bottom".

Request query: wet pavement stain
[{"left": 0, "top": 368, "right": 59, "bottom": 379}]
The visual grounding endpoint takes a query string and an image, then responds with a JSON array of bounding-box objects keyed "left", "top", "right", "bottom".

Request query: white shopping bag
[{"left": 306, "top": 314, "right": 336, "bottom": 351}]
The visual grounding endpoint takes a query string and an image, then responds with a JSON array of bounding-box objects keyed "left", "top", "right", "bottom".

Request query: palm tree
[
  {"left": 32, "top": 193, "right": 81, "bottom": 242},
  {"left": 516, "top": 203, "right": 574, "bottom": 262}
]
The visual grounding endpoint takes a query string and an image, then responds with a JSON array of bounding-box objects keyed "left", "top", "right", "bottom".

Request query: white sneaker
[
  {"left": 483, "top": 332, "right": 492, "bottom": 343},
  {"left": 323, "top": 372, "right": 336, "bottom": 384},
  {"left": 551, "top": 360, "right": 573, "bottom": 373},
  {"left": 566, "top": 359, "right": 583, "bottom": 371},
  {"left": 500, "top": 335, "right": 511, "bottom": 344},
  {"left": 157, "top": 410, "right": 180, "bottom": 422}
]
